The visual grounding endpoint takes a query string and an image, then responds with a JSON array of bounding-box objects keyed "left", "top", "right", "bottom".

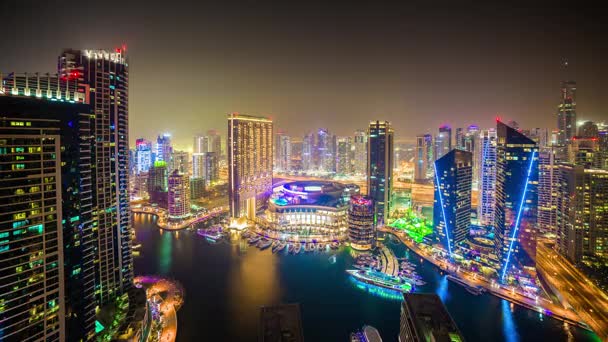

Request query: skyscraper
[
  {"left": 59, "top": 48, "right": 133, "bottom": 305},
  {"left": 156, "top": 133, "right": 173, "bottom": 167},
  {"left": 194, "top": 130, "right": 222, "bottom": 156},
  {"left": 0, "top": 80, "right": 96, "bottom": 340},
  {"left": 399, "top": 294, "right": 464, "bottom": 342},
  {"left": 148, "top": 161, "right": 169, "bottom": 207},
  {"left": 168, "top": 170, "right": 191, "bottom": 220},
  {"left": 135, "top": 138, "right": 153, "bottom": 174},
  {"left": 556, "top": 80, "right": 577, "bottom": 146},
  {"left": 465, "top": 125, "right": 479, "bottom": 187},
  {"left": 335, "top": 136, "right": 352, "bottom": 175},
  {"left": 367, "top": 120, "right": 393, "bottom": 225},
  {"left": 192, "top": 152, "right": 218, "bottom": 185},
  {"left": 435, "top": 125, "right": 452, "bottom": 160},
  {"left": 275, "top": 131, "right": 292, "bottom": 172},
  {"left": 455, "top": 127, "right": 465, "bottom": 150},
  {"left": 578, "top": 121, "right": 599, "bottom": 138},
  {"left": 478, "top": 129, "right": 497, "bottom": 227},
  {"left": 228, "top": 113, "right": 273, "bottom": 220},
  {"left": 172, "top": 150, "right": 190, "bottom": 174},
  {"left": 494, "top": 121, "right": 538, "bottom": 282},
  {"left": 316, "top": 128, "right": 335, "bottom": 173},
  {"left": 537, "top": 146, "right": 559, "bottom": 233},
  {"left": 302, "top": 133, "right": 314, "bottom": 172},
  {"left": 556, "top": 165, "right": 608, "bottom": 264},
  {"left": 433, "top": 149, "right": 472, "bottom": 255},
  {"left": 569, "top": 137, "right": 602, "bottom": 168},
  {"left": 415, "top": 134, "right": 433, "bottom": 183},
  {"left": 353, "top": 130, "right": 368, "bottom": 176},
  {"left": 348, "top": 196, "right": 376, "bottom": 250}
]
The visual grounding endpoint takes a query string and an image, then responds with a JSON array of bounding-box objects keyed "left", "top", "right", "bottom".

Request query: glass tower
[
  {"left": 367, "top": 120, "right": 393, "bottom": 225},
  {"left": 478, "top": 129, "right": 497, "bottom": 227}
]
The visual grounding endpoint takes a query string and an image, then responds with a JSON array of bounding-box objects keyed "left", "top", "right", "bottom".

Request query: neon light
[
  {"left": 501, "top": 151, "right": 536, "bottom": 282},
  {"left": 434, "top": 161, "right": 453, "bottom": 259}
]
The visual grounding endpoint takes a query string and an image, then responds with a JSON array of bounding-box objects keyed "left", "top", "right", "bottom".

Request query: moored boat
[
  {"left": 295, "top": 243, "right": 302, "bottom": 254},
  {"left": 347, "top": 269, "right": 413, "bottom": 293}
]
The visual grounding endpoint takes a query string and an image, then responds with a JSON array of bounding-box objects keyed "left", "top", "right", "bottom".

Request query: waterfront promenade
[
  {"left": 378, "top": 226, "right": 592, "bottom": 332},
  {"left": 131, "top": 205, "right": 227, "bottom": 230}
]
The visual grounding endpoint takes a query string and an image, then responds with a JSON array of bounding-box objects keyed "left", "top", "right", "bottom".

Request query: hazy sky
[{"left": 1, "top": 2, "right": 606, "bottom": 149}]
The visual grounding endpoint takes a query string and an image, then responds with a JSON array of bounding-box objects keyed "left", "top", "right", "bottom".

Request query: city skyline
[{"left": 1, "top": 2, "right": 607, "bottom": 149}]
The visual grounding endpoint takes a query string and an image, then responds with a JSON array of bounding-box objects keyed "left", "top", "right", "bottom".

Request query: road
[{"left": 536, "top": 242, "right": 608, "bottom": 340}]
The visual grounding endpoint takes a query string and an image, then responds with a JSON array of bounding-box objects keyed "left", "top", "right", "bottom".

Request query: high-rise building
[
  {"left": 414, "top": 134, "right": 431, "bottom": 183},
  {"left": 455, "top": 127, "right": 465, "bottom": 150},
  {"left": 527, "top": 128, "right": 550, "bottom": 148},
  {"left": 168, "top": 170, "right": 191, "bottom": 220},
  {"left": 135, "top": 138, "right": 153, "bottom": 174},
  {"left": 302, "top": 133, "right": 314, "bottom": 172},
  {"left": 156, "top": 133, "right": 173, "bottom": 167},
  {"left": 348, "top": 196, "right": 375, "bottom": 250},
  {"left": 316, "top": 128, "right": 335, "bottom": 173},
  {"left": 556, "top": 165, "right": 608, "bottom": 264},
  {"left": 59, "top": 48, "right": 133, "bottom": 306},
  {"left": 465, "top": 125, "right": 479, "bottom": 187},
  {"left": 433, "top": 149, "right": 472, "bottom": 254},
  {"left": 494, "top": 121, "right": 538, "bottom": 282},
  {"left": 148, "top": 161, "right": 168, "bottom": 207},
  {"left": 228, "top": 113, "right": 273, "bottom": 220},
  {"left": 435, "top": 125, "right": 452, "bottom": 160},
  {"left": 193, "top": 130, "right": 222, "bottom": 156},
  {"left": 0, "top": 81, "right": 96, "bottom": 340},
  {"left": 478, "top": 129, "right": 497, "bottom": 227},
  {"left": 192, "top": 152, "right": 218, "bottom": 185},
  {"left": 275, "top": 131, "right": 292, "bottom": 172},
  {"left": 353, "top": 130, "right": 367, "bottom": 176},
  {"left": 190, "top": 178, "right": 206, "bottom": 200},
  {"left": 367, "top": 120, "right": 393, "bottom": 225},
  {"left": 569, "top": 137, "right": 602, "bottom": 168},
  {"left": 557, "top": 80, "right": 577, "bottom": 146},
  {"left": 172, "top": 150, "right": 189, "bottom": 174},
  {"left": 399, "top": 294, "right": 464, "bottom": 342},
  {"left": 289, "top": 137, "right": 303, "bottom": 172},
  {"left": 336, "top": 136, "right": 352, "bottom": 175},
  {"left": 537, "top": 147, "right": 559, "bottom": 234}
]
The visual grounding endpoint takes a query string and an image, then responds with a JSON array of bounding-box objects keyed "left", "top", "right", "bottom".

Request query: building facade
[
  {"left": 335, "top": 136, "right": 352, "bottom": 176},
  {"left": 348, "top": 196, "right": 376, "bottom": 250},
  {"left": 353, "top": 129, "right": 367, "bottom": 176},
  {"left": 414, "top": 134, "right": 433, "bottom": 183},
  {"left": 433, "top": 149, "right": 473, "bottom": 255},
  {"left": 275, "top": 131, "right": 291, "bottom": 172},
  {"left": 538, "top": 146, "right": 558, "bottom": 233},
  {"left": 228, "top": 113, "right": 273, "bottom": 220},
  {"left": 168, "top": 170, "right": 191, "bottom": 220},
  {"left": 135, "top": 138, "right": 152, "bottom": 174},
  {"left": 478, "top": 129, "right": 497, "bottom": 227},
  {"left": 434, "top": 125, "right": 452, "bottom": 160},
  {"left": 556, "top": 80, "right": 577, "bottom": 146},
  {"left": 193, "top": 152, "right": 218, "bottom": 186},
  {"left": 367, "top": 121, "right": 394, "bottom": 225}
]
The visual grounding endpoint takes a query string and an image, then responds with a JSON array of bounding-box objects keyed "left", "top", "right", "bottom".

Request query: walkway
[{"left": 132, "top": 205, "right": 228, "bottom": 230}]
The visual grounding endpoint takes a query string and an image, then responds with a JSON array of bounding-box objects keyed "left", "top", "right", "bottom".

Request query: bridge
[{"left": 131, "top": 205, "right": 228, "bottom": 231}]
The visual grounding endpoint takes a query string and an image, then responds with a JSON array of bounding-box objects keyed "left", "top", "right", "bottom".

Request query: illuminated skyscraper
[
  {"left": 228, "top": 113, "right": 273, "bottom": 220},
  {"left": 455, "top": 127, "right": 465, "bottom": 150},
  {"left": 275, "top": 131, "right": 292, "bottom": 172},
  {"left": 59, "top": 48, "right": 133, "bottom": 306},
  {"left": 336, "top": 136, "right": 352, "bottom": 175},
  {"left": 537, "top": 146, "right": 559, "bottom": 233},
  {"left": 556, "top": 80, "right": 577, "bottom": 146},
  {"left": 194, "top": 130, "right": 222, "bottom": 156},
  {"left": 302, "top": 133, "right": 314, "bottom": 172},
  {"left": 435, "top": 125, "right": 451, "bottom": 160},
  {"left": 569, "top": 137, "right": 602, "bottom": 168},
  {"left": 478, "top": 129, "right": 497, "bottom": 227},
  {"left": 168, "top": 170, "right": 191, "bottom": 220},
  {"left": 316, "top": 128, "right": 335, "bottom": 173},
  {"left": 556, "top": 165, "right": 608, "bottom": 265},
  {"left": 433, "top": 149, "right": 472, "bottom": 255},
  {"left": 148, "top": 161, "right": 168, "bottom": 207},
  {"left": 348, "top": 196, "right": 375, "bottom": 250},
  {"left": 0, "top": 79, "right": 95, "bottom": 340},
  {"left": 193, "top": 152, "right": 218, "bottom": 185},
  {"left": 135, "top": 138, "right": 152, "bottom": 174},
  {"left": 494, "top": 121, "right": 538, "bottom": 282},
  {"left": 414, "top": 134, "right": 433, "bottom": 183},
  {"left": 367, "top": 120, "right": 393, "bottom": 225},
  {"left": 578, "top": 120, "right": 599, "bottom": 138},
  {"left": 172, "top": 150, "right": 189, "bottom": 174},
  {"left": 353, "top": 130, "right": 367, "bottom": 176},
  {"left": 156, "top": 133, "right": 173, "bottom": 167}
]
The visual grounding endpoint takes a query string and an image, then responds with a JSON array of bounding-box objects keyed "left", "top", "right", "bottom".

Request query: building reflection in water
[
  {"left": 501, "top": 299, "right": 518, "bottom": 342},
  {"left": 436, "top": 275, "right": 449, "bottom": 303},
  {"left": 158, "top": 230, "right": 173, "bottom": 275}
]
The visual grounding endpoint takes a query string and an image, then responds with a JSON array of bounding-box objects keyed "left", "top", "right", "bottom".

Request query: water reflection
[
  {"left": 502, "top": 300, "right": 519, "bottom": 342},
  {"left": 158, "top": 230, "right": 172, "bottom": 275},
  {"left": 436, "top": 275, "right": 449, "bottom": 302}
]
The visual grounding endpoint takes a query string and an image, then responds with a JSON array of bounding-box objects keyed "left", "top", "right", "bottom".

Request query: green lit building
[{"left": 0, "top": 78, "right": 96, "bottom": 340}]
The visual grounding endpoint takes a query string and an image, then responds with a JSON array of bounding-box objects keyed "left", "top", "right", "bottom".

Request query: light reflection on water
[
  {"left": 158, "top": 230, "right": 172, "bottom": 275},
  {"left": 502, "top": 300, "right": 519, "bottom": 342},
  {"left": 436, "top": 274, "right": 449, "bottom": 303}
]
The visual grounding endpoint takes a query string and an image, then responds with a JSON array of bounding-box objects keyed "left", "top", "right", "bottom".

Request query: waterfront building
[
  {"left": 259, "top": 304, "right": 304, "bottom": 342},
  {"left": 348, "top": 196, "right": 376, "bottom": 250},
  {"left": 275, "top": 131, "right": 292, "bottom": 172},
  {"left": 537, "top": 147, "right": 559, "bottom": 233},
  {"left": 556, "top": 165, "right": 608, "bottom": 265},
  {"left": 148, "top": 161, "right": 168, "bottom": 207},
  {"left": 193, "top": 152, "right": 219, "bottom": 185},
  {"left": 0, "top": 86, "right": 95, "bottom": 340},
  {"left": 433, "top": 149, "right": 473, "bottom": 254},
  {"left": 399, "top": 293, "right": 464, "bottom": 342},
  {"left": 190, "top": 177, "right": 206, "bottom": 200},
  {"left": 302, "top": 133, "right": 314, "bottom": 172},
  {"left": 367, "top": 121, "right": 394, "bottom": 225},
  {"left": 477, "top": 130, "right": 497, "bottom": 228},
  {"left": 266, "top": 181, "right": 355, "bottom": 240},
  {"left": 494, "top": 121, "right": 539, "bottom": 281},
  {"left": 336, "top": 136, "right": 352, "bottom": 175},
  {"left": 227, "top": 113, "right": 273, "bottom": 220},
  {"left": 59, "top": 48, "right": 133, "bottom": 311},
  {"left": 172, "top": 150, "right": 189, "bottom": 174},
  {"left": 132, "top": 172, "right": 149, "bottom": 199},
  {"left": 434, "top": 125, "right": 452, "bottom": 160},
  {"left": 135, "top": 138, "right": 152, "bottom": 174},
  {"left": 168, "top": 170, "right": 191, "bottom": 220},
  {"left": 353, "top": 129, "right": 368, "bottom": 176}
]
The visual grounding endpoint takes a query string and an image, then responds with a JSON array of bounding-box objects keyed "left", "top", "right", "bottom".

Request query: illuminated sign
[
  {"left": 304, "top": 186, "right": 322, "bottom": 192},
  {"left": 83, "top": 50, "right": 126, "bottom": 64}
]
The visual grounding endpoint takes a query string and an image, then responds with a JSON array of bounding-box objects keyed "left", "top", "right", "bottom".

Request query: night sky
[{"left": 1, "top": 2, "right": 606, "bottom": 148}]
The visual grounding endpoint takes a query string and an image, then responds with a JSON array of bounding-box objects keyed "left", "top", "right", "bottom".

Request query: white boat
[
  {"left": 258, "top": 239, "right": 272, "bottom": 250},
  {"left": 273, "top": 241, "right": 286, "bottom": 253},
  {"left": 295, "top": 243, "right": 302, "bottom": 254},
  {"left": 330, "top": 241, "right": 339, "bottom": 249},
  {"left": 307, "top": 243, "right": 315, "bottom": 252},
  {"left": 287, "top": 244, "right": 295, "bottom": 253}
]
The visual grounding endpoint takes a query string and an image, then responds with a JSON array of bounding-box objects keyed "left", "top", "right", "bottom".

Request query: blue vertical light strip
[
  {"left": 434, "top": 161, "right": 453, "bottom": 259},
  {"left": 500, "top": 150, "right": 536, "bottom": 282}
]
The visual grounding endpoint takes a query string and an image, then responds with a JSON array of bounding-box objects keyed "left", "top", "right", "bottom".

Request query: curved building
[
  {"left": 265, "top": 181, "right": 358, "bottom": 240},
  {"left": 348, "top": 196, "right": 376, "bottom": 250}
]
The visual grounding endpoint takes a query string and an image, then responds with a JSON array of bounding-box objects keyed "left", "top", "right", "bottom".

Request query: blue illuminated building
[
  {"left": 494, "top": 121, "right": 539, "bottom": 282},
  {"left": 433, "top": 149, "right": 473, "bottom": 257}
]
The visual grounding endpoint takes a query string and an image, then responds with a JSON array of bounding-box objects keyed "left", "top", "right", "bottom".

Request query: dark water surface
[{"left": 132, "top": 213, "right": 599, "bottom": 341}]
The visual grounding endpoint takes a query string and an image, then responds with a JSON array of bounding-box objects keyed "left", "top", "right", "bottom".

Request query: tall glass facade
[{"left": 367, "top": 121, "right": 393, "bottom": 225}]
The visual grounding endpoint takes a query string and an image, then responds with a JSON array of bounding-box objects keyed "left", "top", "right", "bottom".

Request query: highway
[{"left": 536, "top": 242, "right": 608, "bottom": 340}]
